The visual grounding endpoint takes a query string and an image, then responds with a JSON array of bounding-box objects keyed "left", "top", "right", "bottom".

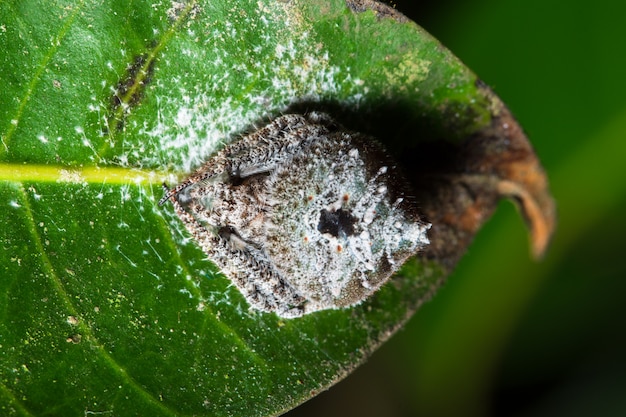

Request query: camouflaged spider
[{"left": 160, "top": 112, "right": 430, "bottom": 318}]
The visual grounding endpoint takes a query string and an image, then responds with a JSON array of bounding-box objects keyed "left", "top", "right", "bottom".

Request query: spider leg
[
  {"left": 159, "top": 182, "right": 183, "bottom": 206},
  {"left": 161, "top": 183, "right": 220, "bottom": 255}
]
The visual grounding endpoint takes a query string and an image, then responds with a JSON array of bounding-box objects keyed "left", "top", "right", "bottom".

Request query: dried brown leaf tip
[{"left": 410, "top": 87, "right": 556, "bottom": 266}]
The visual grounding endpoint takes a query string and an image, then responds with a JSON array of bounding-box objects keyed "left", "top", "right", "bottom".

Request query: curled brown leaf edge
[{"left": 413, "top": 85, "right": 556, "bottom": 265}]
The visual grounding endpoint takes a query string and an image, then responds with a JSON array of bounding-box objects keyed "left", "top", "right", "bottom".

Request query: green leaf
[{"left": 0, "top": 0, "right": 554, "bottom": 415}]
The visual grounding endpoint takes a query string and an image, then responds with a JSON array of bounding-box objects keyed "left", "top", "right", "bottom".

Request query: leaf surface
[{"left": 0, "top": 0, "right": 554, "bottom": 415}]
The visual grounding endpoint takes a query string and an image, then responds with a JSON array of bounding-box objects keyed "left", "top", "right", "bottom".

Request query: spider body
[{"left": 161, "top": 113, "right": 430, "bottom": 318}]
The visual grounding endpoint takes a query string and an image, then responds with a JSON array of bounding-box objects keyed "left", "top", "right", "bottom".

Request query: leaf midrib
[{"left": 0, "top": 163, "right": 167, "bottom": 185}]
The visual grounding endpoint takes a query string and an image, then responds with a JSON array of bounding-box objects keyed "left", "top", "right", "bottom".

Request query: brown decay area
[
  {"left": 108, "top": 52, "right": 156, "bottom": 132},
  {"left": 409, "top": 90, "right": 556, "bottom": 268}
]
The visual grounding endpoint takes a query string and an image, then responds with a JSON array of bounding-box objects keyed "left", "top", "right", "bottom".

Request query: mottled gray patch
[{"left": 161, "top": 113, "right": 429, "bottom": 318}]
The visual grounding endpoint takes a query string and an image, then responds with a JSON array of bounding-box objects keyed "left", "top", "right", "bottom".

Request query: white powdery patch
[
  {"left": 128, "top": 1, "right": 363, "bottom": 174},
  {"left": 138, "top": 97, "right": 249, "bottom": 173}
]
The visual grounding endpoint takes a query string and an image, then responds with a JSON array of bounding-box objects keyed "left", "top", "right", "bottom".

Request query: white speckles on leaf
[
  {"left": 101, "top": 0, "right": 368, "bottom": 174},
  {"left": 58, "top": 169, "right": 86, "bottom": 184}
]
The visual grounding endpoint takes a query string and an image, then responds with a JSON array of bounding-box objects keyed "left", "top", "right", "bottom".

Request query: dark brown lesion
[{"left": 107, "top": 52, "right": 156, "bottom": 132}]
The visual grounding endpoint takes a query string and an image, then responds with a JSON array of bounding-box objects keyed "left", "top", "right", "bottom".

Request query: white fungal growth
[{"left": 94, "top": 0, "right": 367, "bottom": 174}]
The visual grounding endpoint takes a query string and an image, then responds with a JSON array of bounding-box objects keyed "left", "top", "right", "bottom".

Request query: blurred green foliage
[{"left": 291, "top": 0, "right": 626, "bottom": 416}]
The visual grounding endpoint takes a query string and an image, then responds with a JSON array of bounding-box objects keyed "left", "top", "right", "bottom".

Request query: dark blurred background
[{"left": 288, "top": 0, "right": 626, "bottom": 416}]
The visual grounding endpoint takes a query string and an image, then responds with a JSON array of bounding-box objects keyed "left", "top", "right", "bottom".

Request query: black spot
[
  {"left": 228, "top": 167, "right": 244, "bottom": 186},
  {"left": 317, "top": 209, "right": 357, "bottom": 238}
]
